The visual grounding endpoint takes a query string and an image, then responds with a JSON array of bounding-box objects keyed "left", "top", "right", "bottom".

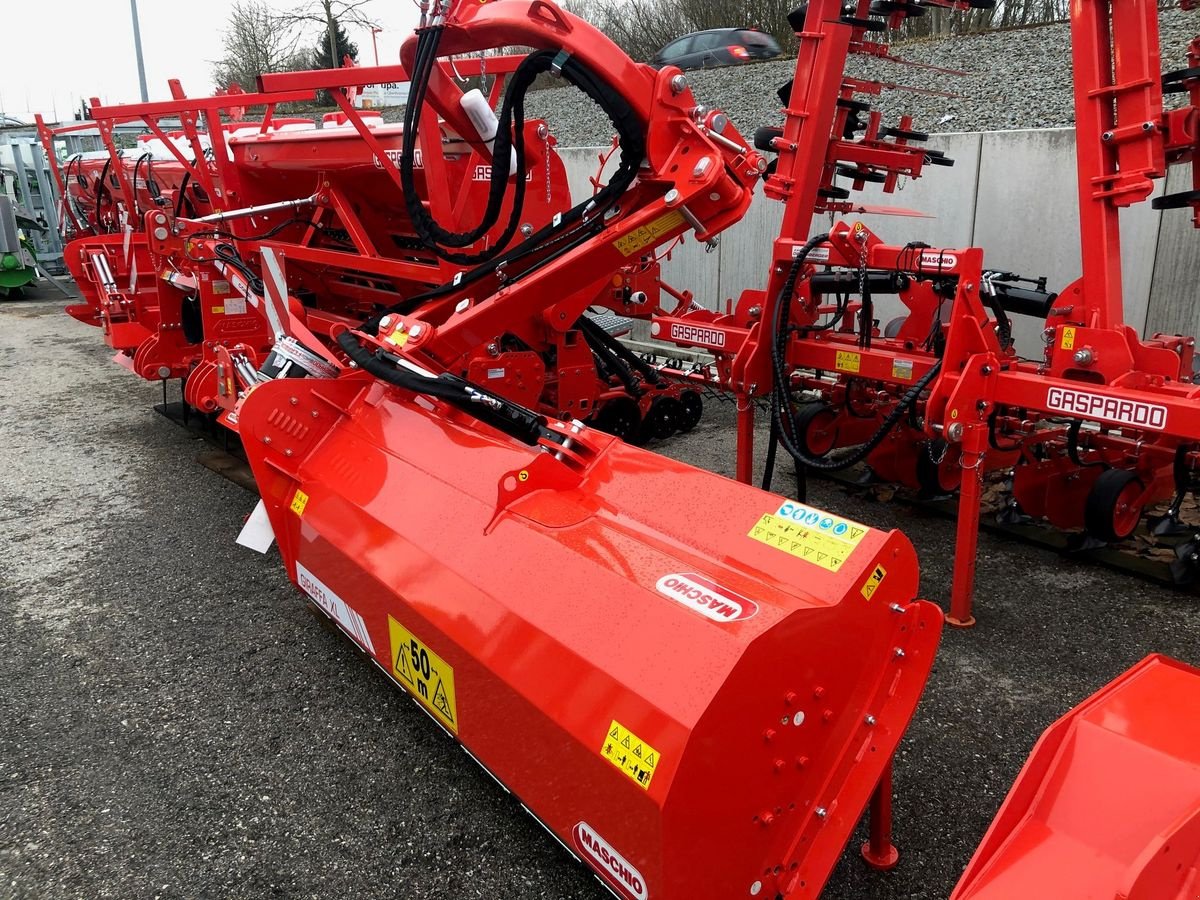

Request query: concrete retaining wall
[{"left": 558, "top": 128, "right": 1194, "bottom": 355}]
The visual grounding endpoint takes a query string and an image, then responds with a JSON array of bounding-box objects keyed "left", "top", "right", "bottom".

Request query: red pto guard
[{"left": 238, "top": 371, "right": 941, "bottom": 899}]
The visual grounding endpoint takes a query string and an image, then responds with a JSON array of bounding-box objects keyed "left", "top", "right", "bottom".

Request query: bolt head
[{"left": 670, "top": 74, "right": 688, "bottom": 94}]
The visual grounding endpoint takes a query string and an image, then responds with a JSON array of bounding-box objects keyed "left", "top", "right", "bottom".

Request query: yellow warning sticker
[
  {"left": 835, "top": 351, "right": 862, "bottom": 374},
  {"left": 601, "top": 719, "right": 660, "bottom": 790},
  {"left": 211, "top": 306, "right": 226, "bottom": 315},
  {"left": 388, "top": 616, "right": 459, "bottom": 734},
  {"left": 614, "top": 210, "right": 686, "bottom": 258},
  {"left": 749, "top": 501, "right": 871, "bottom": 572},
  {"left": 290, "top": 489, "right": 309, "bottom": 516},
  {"left": 1061, "top": 327, "right": 1076, "bottom": 350},
  {"left": 212, "top": 280, "right": 231, "bottom": 296},
  {"left": 861, "top": 564, "right": 887, "bottom": 600},
  {"left": 892, "top": 359, "right": 914, "bottom": 381}
]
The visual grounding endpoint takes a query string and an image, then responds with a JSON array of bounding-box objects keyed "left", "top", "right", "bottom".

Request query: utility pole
[{"left": 130, "top": 0, "right": 149, "bottom": 102}]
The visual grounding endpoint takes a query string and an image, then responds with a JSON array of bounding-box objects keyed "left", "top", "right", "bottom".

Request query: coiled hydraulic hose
[{"left": 766, "top": 234, "right": 944, "bottom": 479}]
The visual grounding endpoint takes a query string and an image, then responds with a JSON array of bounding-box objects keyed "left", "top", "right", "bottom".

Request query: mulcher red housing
[{"left": 240, "top": 371, "right": 941, "bottom": 900}]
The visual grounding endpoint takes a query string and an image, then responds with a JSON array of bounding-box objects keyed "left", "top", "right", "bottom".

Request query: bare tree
[
  {"left": 275, "top": 0, "right": 379, "bottom": 76},
  {"left": 211, "top": 0, "right": 308, "bottom": 92}
]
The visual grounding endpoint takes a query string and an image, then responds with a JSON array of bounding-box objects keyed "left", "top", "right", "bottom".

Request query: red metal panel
[
  {"left": 238, "top": 374, "right": 942, "bottom": 900},
  {"left": 953, "top": 655, "right": 1200, "bottom": 900}
]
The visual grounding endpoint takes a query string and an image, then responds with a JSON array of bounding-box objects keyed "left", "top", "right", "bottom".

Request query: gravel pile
[{"left": 526, "top": 6, "right": 1198, "bottom": 146}]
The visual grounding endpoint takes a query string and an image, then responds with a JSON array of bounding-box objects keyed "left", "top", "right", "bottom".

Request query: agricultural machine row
[{"left": 38, "top": 0, "right": 1200, "bottom": 897}]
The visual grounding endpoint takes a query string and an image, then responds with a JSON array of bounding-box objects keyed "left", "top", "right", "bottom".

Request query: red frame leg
[
  {"left": 736, "top": 396, "right": 755, "bottom": 485},
  {"left": 861, "top": 758, "right": 900, "bottom": 871},
  {"left": 946, "top": 426, "right": 986, "bottom": 628}
]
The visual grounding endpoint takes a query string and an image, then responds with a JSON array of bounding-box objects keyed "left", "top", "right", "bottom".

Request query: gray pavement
[{"left": 1, "top": 287, "right": 1197, "bottom": 899}]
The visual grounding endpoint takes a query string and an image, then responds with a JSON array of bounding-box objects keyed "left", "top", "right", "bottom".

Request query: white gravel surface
[{"left": 525, "top": 8, "right": 1199, "bottom": 146}]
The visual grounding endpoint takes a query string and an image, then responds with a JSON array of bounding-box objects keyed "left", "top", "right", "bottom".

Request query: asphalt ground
[{"left": 2, "top": 286, "right": 1198, "bottom": 900}]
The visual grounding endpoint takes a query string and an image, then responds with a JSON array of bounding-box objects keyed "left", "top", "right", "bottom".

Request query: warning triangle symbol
[
  {"left": 610, "top": 725, "right": 620, "bottom": 740},
  {"left": 817, "top": 552, "right": 827, "bottom": 562},
  {"left": 803, "top": 547, "right": 814, "bottom": 557},
  {"left": 645, "top": 752, "right": 656, "bottom": 767},
  {"left": 432, "top": 679, "right": 454, "bottom": 723},
  {"left": 396, "top": 648, "right": 415, "bottom": 686},
  {"left": 621, "top": 735, "right": 632, "bottom": 749},
  {"left": 633, "top": 743, "right": 643, "bottom": 758},
  {"left": 850, "top": 528, "right": 865, "bottom": 539}
]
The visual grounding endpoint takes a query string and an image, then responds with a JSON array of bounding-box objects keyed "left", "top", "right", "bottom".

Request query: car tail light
[{"left": 729, "top": 45, "right": 750, "bottom": 60}]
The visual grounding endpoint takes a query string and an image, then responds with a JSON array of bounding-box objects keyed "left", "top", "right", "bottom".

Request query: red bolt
[
  {"left": 813, "top": 687, "right": 825, "bottom": 699},
  {"left": 763, "top": 729, "right": 777, "bottom": 743},
  {"left": 760, "top": 812, "right": 775, "bottom": 827},
  {"left": 784, "top": 691, "right": 798, "bottom": 706},
  {"left": 795, "top": 755, "right": 809, "bottom": 769},
  {"left": 823, "top": 709, "right": 834, "bottom": 723},
  {"left": 774, "top": 759, "right": 786, "bottom": 774}
]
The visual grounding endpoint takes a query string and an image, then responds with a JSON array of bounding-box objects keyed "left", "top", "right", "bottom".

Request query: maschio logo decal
[
  {"left": 1046, "top": 387, "right": 1167, "bottom": 430},
  {"left": 573, "top": 823, "right": 648, "bottom": 900},
  {"left": 654, "top": 573, "right": 759, "bottom": 623}
]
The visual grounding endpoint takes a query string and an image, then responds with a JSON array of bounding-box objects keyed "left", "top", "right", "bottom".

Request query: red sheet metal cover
[
  {"left": 953, "top": 654, "right": 1200, "bottom": 900},
  {"left": 239, "top": 374, "right": 943, "bottom": 900}
]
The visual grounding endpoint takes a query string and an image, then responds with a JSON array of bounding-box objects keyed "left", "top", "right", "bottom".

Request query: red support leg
[
  {"left": 861, "top": 758, "right": 900, "bottom": 870},
  {"left": 736, "top": 396, "right": 755, "bottom": 485},
  {"left": 946, "top": 426, "right": 987, "bottom": 628}
]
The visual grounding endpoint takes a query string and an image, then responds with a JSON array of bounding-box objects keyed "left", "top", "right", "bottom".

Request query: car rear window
[{"left": 738, "top": 30, "right": 779, "bottom": 49}]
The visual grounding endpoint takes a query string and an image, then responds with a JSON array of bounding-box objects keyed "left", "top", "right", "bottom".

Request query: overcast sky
[{"left": 1, "top": 0, "right": 422, "bottom": 123}]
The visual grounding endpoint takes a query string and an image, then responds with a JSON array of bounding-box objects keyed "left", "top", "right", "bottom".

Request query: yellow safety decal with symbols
[
  {"left": 601, "top": 719, "right": 660, "bottom": 790},
  {"left": 289, "top": 489, "right": 309, "bottom": 516},
  {"left": 835, "top": 350, "right": 861, "bottom": 374},
  {"left": 1061, "top": 327, "right": 1076, "bottom": 350},
  {"left": 861, "top": 564, "right": 887, "bottom": 600},
  {"left": 749, "top": 501, "right": 871, "bottom": 573},
  {"left": 614, "top": 210, "right": 685, "bottom": 258},
  {"left": 389, "top": 616, "right": 459, "bottom": 733}
]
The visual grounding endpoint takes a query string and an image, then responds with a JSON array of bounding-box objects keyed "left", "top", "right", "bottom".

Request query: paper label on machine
[
  {"left": 748, "top": 501, "right": 870, "bottom": 572},
  {"left": 295, "top": 561, "right": 375, "bottom": 654},
  {"left": 573, "top": 823, "right": 648, "bottom": 900}
]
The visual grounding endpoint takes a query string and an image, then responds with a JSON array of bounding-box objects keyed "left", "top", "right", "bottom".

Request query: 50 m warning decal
[
  {"left": 748, "top": 501, "right": 871, "bottom": 572},
  {"left": 601, "top": 720, "right": 660, "bottom": 791},
  {"left": 388, "top": 616, "right": 459, "bottom": 734}
]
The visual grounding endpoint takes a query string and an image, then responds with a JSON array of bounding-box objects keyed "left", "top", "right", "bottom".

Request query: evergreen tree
[{"left": 313, "top": 17, "right": 358, "bottom": 70}]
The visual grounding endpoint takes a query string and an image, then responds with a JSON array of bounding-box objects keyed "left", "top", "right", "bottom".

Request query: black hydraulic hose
[
  {"left": 398, "top": 23, "right": 644, "bottom": 270},
  {"left": 132, "top": 153, "right": 148, "bottom": 217},
  {"left": 95, "top": 156, "right": 114, "bottom": 231},
  {"left": 579, "top": 318, "right": 642, "bottom": 396},
  {"left": 335, "top": 330, "right": 548, "bottom": 446},
  {"left": 577, "top": 315, "right": 663, "bottom": 386},
  {"left": 768, "top": 233, "right": 944, "bottom": 473},
  {"left": 1067, "top": 419, "right": 1107, "bottom": 468}
]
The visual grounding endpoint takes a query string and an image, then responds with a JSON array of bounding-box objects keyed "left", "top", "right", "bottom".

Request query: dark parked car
[{"left": 651, "top": 28, "right": 782, "bottom": 71}]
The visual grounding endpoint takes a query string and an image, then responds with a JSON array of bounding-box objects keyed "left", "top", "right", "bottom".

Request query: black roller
[
  {"left": 755, "top": 126, "right": 784, "bottom": 153},
  {"left": 1152, "top": 189, "right": 1200, "bottom": 211}
]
